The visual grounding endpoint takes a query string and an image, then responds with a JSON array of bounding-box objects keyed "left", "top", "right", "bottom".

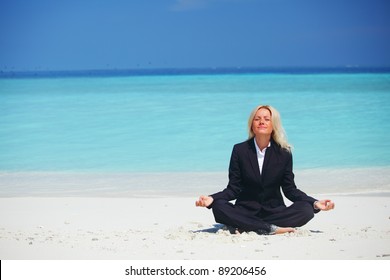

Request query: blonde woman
[{"left": 196, "top": 105, "right": 335, "bottom": 235}]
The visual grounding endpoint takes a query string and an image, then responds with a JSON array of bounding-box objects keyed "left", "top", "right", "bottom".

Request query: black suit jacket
[{"left": 211, "top": 138, "right": 318, "bottom": 213}]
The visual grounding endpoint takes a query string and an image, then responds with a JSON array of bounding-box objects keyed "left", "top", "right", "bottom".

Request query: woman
[{"left": 196, "top": 105, "right": 335, "bottom": 235}]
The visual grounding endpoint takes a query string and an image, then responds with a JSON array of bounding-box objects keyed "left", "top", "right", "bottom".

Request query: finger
[
  {"left": 196, "top": 197, "right": 203, "bottom": 206},
  {"left": 196, "top": 200, "right": 205, "bottom": 207}
]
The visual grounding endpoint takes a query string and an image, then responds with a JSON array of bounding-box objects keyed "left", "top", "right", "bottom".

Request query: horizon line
[{"left": 1, "top": 66, "right": 390, "bottom": 78}]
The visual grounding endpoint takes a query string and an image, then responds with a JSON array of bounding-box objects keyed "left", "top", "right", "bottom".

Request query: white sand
[{"left": 0, "top": 194, "right": 389, "bottom": 260}]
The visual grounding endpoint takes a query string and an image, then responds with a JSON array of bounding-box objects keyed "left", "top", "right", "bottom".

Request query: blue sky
[{"left": 0, "top": 0, "right": 389, "bottom": 71}]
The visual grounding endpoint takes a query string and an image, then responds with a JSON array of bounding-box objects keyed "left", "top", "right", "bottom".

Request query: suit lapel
[
  {"left": 262, "top": 140, "right": 278, "bottom": 183},
  {"left": 247, "top": 139, "right": 262, "bottom": 183}
]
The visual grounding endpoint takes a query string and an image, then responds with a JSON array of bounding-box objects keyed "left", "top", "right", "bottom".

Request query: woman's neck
[{"left": 255, "top": 135, "right": 271, "bottom": 151}]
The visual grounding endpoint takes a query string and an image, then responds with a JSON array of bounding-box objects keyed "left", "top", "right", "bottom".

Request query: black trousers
[{"left": 211, "top": 199, "right": 315, "bottom": 233}]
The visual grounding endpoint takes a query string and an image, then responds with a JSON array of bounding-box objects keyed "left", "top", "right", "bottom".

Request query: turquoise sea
[{"left": 1, "top": 69, "right": 390, "bottom": 196}]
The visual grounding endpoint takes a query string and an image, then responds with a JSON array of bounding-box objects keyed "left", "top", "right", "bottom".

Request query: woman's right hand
[{"left": 195, "top": 195, "right": 214, "bottom": 207}]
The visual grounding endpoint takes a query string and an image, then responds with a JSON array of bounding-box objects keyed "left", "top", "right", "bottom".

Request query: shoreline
[
  {"left": 0, "top": 195, "right": 389, "bottom": 260},
  {"left": 1, "top": 167, "right": 390, "bottom": 198}
]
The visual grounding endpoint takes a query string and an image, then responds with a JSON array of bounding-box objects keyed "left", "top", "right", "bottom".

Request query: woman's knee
[
  {"left": 211, "top": 199, "right": 234, "bottom": 221},
  {"left": 211, "top": 199, "right": 230, "bottom": 214},
  {"left": 293, "top": 201, "right": 315, "bottom": 225}
]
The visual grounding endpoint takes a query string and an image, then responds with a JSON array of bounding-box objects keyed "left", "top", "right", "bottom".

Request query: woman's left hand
[{"left": 315, "top": 199, "right": 335, "bottom": 211}]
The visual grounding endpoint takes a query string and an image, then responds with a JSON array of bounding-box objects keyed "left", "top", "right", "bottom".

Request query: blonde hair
[{"left": 247, "top": 105, "right": 292, "bottom": 152}]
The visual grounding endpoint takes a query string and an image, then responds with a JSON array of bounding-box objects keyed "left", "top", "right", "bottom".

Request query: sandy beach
[{"left": 0, "top": 194, "right": 389, "bottom": 260}]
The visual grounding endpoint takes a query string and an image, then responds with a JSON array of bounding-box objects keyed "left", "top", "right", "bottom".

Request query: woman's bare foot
[{"left": 274, "top": 227, "right": 295, "bottom": 234}]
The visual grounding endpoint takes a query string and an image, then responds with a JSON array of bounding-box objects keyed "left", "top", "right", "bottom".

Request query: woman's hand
[
  {"left": 195, "top": 195, "right": 214, "bottom": 208},
  {"left": 314, "top": 199, "right": 335, "bottom": 211}
]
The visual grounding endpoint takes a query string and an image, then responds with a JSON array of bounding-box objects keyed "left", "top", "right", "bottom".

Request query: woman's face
[{"left": 252, "top": 108, "right": 273, "bottom": 137}]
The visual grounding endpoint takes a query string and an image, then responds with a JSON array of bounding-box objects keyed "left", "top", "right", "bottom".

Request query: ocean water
[{"left": 1, "top": 70, "right": 390, "bottom": 196}]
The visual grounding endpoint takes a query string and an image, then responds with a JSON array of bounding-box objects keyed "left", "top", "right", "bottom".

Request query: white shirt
[{"left": 254, "top": 138, "right": 271, "bottom": 175}]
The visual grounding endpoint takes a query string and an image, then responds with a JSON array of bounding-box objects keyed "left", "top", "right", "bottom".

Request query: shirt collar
[{"left": 254, "top": 138, "right": 271, "bottom": 154}]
